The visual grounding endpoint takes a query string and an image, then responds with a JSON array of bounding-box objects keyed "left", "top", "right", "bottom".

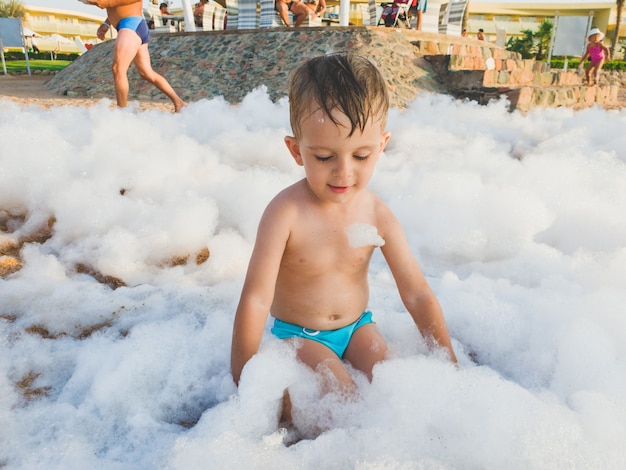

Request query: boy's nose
[{"left": 333, "top": 158, "right": 353, "bottom": 178}]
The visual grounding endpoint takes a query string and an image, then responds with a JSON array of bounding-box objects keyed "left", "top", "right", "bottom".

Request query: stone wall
[
  {"left": 45, "top": 26, "right": 621, "bottom": 111},
  {"left": 45, "top": 27, "right": 515, "bottom": 108}
]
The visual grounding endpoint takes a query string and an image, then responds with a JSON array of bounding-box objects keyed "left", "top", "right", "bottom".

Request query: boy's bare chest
[{"left": 283, "top": 217, "right": 379, "bottom": 272}]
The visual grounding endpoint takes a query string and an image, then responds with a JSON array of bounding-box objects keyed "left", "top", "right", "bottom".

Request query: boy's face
[{"left": 285, "top": 107, "right": 391, "bottom": 204}]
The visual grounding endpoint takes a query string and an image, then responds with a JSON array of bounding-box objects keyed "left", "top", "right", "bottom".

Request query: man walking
[{"left": 86, "top": 0, "right": 186, "bottom": 112}]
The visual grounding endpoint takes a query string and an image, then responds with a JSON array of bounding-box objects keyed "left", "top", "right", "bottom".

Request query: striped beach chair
[
  {"left": 298, "top": 13, "right": 323, "bottom": 26},
  {"left": 260, "top": 0, "right": 284, "bottom": 27},
  {"left": 363, "top": 0, "right": 382, "bottom": 26},
  {"left": 201, "top": 2, "right": 228, "bottom": 30},
  {"left": 202, "top": 3, "right": 216, "bottom": 30},
  {"left": 148, "top": 3, "right": 176, "bottom": 33},
  {"left": 439, "top": 0, "right": 467, "bottom": 36},
  {"left": 420, "top": 0, "right": 441, "bottom": 33},
  {"left": 225, "top": 0, "right": 239, "bottom": 29},
  {"left": 213, "top": 4, "right": 227, "bottom": 30},
  {"left": 238, "top": 0, "right": 260, "bottom": 28}
]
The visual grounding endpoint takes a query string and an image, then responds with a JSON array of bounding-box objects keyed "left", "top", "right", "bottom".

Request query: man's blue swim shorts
[{"left": 117, "top": 17, "right": 150, "bottom": 45}]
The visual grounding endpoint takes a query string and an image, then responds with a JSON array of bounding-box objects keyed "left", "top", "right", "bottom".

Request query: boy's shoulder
[
  {"left": 271, "top": 179, "right": 307, "bottom": 203},
  {"left": 264, "top": 179, "right": 308, "bottom": 215}
]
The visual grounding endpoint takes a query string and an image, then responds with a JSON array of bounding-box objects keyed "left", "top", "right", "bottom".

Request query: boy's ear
[
  {"left": 380, "top": 131, "right": 392, "bottom": 153},
  {"left": 284, "top": 136, "right": 304, "bottom": 166}
]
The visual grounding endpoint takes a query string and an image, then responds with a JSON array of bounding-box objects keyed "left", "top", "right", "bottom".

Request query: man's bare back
[
  {"left": 270, "top": 179, "right": 382, "bottom": 331},
  {"left": 104, "top": 2, "right": 143, "bottom": 27}
]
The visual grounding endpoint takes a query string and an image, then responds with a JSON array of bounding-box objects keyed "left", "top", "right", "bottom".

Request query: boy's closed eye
[{"left": 314, "top": 155, "right": 371, "bottom": 162}]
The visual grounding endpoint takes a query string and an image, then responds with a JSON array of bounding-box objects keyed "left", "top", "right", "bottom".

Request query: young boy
[
  {"left": 578, "top": 28, "right": 611, "bottom": 86},
  {"left": 231, "top": 54, "right": 456, "bottom": 417}
]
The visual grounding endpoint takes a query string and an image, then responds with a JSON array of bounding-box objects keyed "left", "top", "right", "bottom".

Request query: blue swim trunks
[
  {"left": 116, "top": 17, "right": 150, "bottom": 45},
  {"left": 271, "top": 311, "right": 373, "bottom": 358}
]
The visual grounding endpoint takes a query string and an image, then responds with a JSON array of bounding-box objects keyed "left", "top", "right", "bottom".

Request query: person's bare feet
[{"left": 174, "top": 100, "right": 187, "bottom": 113}]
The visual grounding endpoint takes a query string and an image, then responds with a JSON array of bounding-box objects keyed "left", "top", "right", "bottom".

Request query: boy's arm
[
  {"left": 231, "top": 198, "right": 292, "bottom": 385},
  {"left": 378, "top": 204, "right": 457, "bottom": 363}
]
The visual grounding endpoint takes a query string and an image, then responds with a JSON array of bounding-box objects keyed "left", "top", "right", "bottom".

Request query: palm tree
[
  {"left": 506, "top": 29, "right": 535, "bottom": 59},
  {"left": 0, "top": 0, "right": 25, "bottom": 18},
  {"left": 611, "top": 0, "right": 624, "bottom": 58},
  {"left": 534, "top": 19, "right": 553, "bottom": 60}
]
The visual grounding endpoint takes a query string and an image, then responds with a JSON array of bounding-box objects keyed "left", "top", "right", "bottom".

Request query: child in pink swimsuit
[{"left": 578, "top": 28, "right": 611, "bottom": 86}]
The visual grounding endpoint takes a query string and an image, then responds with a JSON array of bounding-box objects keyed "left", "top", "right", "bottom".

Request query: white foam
[
  {"left": 346, "top": 223, "right": 385, "bottom": 248},
  {"left": 1, "top": 92, "right": 625, "bottom": 468}
]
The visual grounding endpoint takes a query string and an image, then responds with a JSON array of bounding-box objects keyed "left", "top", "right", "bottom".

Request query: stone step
[
  {"left": 448, "top": 55, "right": 547, "bottom": 73},
  {"left": 411, "top": 40, "right": 521, "bottom": 62},
  {"left": 424, "top": 51, "right": 619, "bottom": 111},
  {"left": 508, "top": 84, "right": 619, "bottom": 112},
  {"left": 484, "top": 69, "right": 585, "bottom": 87},
  {"left": 443, "top": 68, "right": 585, "bottom": 90},
  {"left": 452, "top": 84, "right": 619, "bottom": 112}
]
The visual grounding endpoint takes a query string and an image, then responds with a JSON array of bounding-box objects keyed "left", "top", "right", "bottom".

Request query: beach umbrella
[
  {"left": 49, "top": 33, "right": 73, "bottom": 44},
  {"left": 74, "top": 37, "right": 87, "bottom": 53},
  {"left": 22, "top": 27, "right": 41, "bottom": 37}
]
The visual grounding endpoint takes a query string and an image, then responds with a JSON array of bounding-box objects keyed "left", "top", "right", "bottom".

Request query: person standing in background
[
  {"left": 410, "top": 0, "right": 427, "bottom": 31},
  {"left": 578, "top": 28, "right": 610, "bottom": 86},
  {"left": 31, "top": 36, "right": 40, "bottom": 53}
]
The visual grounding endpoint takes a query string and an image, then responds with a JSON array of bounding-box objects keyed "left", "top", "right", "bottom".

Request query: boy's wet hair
[{"left": 288, "top": 53, "right": 389, "bottom": 138}]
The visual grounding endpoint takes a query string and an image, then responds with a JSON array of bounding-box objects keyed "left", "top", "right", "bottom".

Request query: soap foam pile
[{"left": 1, "top": 92, "right": 625, "bottom": 469}]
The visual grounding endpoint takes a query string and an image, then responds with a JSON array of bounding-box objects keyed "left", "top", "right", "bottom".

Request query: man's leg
[
  {"left": 133, "top": 43, "right": 186, "bottom": 112},
  {"left": 415, "top": 9, "right": 423, "bottom": 30},
  {"left": 291, "top": 2, "right": 310, "bottom": 27},
  {"left": 112, "top": 29, "right": 143, "bottom": 108},
  {"left": 275, "top": 1, "right": 291, "bottom": 26}
]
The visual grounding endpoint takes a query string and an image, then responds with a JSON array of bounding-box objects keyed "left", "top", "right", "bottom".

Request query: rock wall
[
  {"left": 45, "top": 26, "right": 620, "bottom": 110},
  {"left": 45, "top": 27, "right": 511, "bottom": 108}
]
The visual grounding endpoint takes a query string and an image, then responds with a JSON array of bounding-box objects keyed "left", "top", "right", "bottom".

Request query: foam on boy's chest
[{"left": 346, "top": 223, "right": 385, "bottom": 248}]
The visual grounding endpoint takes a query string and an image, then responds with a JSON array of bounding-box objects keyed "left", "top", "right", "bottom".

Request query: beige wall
[
  {"left": 468, "top": 1, "right": 616, "bottom": 39},
  {"left": 467, "top": 1, "right": 616, "bottom": 40},
  {"left": 22, "top": 5, "right": 110, "bottom": 53}
]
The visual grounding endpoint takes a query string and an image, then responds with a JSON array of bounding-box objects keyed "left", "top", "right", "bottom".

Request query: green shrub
[
  {"left": 547, "top": 58, "right": 626, "bottom": 71},
  {"left": 3, "top": 51, "right": 80, "bottom": 61}
]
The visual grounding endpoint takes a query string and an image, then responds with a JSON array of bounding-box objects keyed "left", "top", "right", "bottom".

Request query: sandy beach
[{"left": 0, "top": 74, "right": 173, "bottom": 111}]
